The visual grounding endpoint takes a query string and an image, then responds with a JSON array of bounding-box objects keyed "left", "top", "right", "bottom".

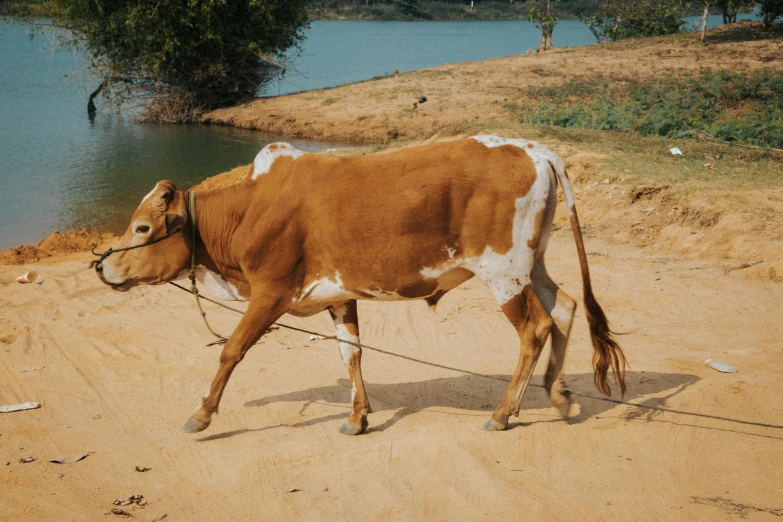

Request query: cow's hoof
[
  {"left": 339, "top": 417, "right": 368, "bottom": 436},
  {"left": 483, "top": 417, "right": 508, "bottom": 432},
  {"left": 184, "top": 416, "right": 210, "bottom": 433},
  {"left": 551, "top": 388, "right": 574, "bottom": 419}
]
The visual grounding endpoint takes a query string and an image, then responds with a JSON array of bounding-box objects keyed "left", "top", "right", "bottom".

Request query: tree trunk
[
  {"left": 546, "top": 30, "right": 553, "bottom": 50},
  {"left": 537, "top": 29, "right": 547, "bottom": 52},
  {"left": 87, "top": 79, "right": 107, "bottom": 116},
  {"left": 700, "top": 3, "right": 709, "bottom": 43}
]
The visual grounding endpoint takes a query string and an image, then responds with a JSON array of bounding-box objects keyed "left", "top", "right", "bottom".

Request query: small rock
[
  {"left": 110, "top": 508, "right": 130, "bottom": 516},
  {"left": 57, "top": 473, "right": 64, "bottom": 478},
  {"left": 644, "top": 207, "right": 656, "bottom": 213},
  {"left": 138, "top": 499, "right": 147, "bottom": 506},
  {"left": 19, "top": 457, "right": 35, "bottom": 463},
  {"left": 151, "top": 515, "right": 167, "bottom": 522},
  {"left": 135, "top": 466, "right": 151, "bottom": 472},
  {"left": 119, "top": 500, "right": 132, "bottom": 506}
]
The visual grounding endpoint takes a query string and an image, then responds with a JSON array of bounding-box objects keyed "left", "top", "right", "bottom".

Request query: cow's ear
[
  {"left": 165, "top": 188, "right": 188, "bottom": 233},
  {"left": 151, "top": 181, "right": 177, "bottom": 211}
]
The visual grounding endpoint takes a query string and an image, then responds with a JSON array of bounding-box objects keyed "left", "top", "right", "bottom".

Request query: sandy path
[{"left": 1, "top": 231, "right": 781, "bottom": 521}]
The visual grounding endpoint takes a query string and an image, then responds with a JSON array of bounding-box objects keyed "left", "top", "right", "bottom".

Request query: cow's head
[{"left": 94, "top": 181, "right": 191, "bottom": 291}]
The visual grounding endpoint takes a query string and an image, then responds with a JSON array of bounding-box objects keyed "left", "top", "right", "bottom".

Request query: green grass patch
[{"left": 508, "top": 68, "right": 783, "bottom": 150}]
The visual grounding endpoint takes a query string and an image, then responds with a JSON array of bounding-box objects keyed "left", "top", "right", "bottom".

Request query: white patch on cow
[
  {"left": 296, "top": 272, "right": 355, "bottom": 304},
  {"left": 472, "top": 135, "right": 574, "bottom": 217},
  {"left": 175, "top": 267, "right": 245, "bottom": 301},
  {"left": 194, "top": 386, "right": 211, "bottom": 413},
  {"left": 196, "top": 267, "right": 245, "bottom": 301},
  {"left": 141, "top": 183, "right": 160, "bottom": 205},
  {"left": 251, "top": 142, "right": 304, "bottom": 179},
  {"left": 331, "top": 303, "right": 360, "bottom": 366},
  {"left": 421, "top": 139, "right": 555, "bottom": 305},
  {"left": 446, "top": 247, "right": 457, "bottom": 259}
]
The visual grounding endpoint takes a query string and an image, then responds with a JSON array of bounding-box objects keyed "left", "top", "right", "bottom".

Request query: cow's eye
[{"left": 135, "top": 225, "right": 150, "bottom": 234}]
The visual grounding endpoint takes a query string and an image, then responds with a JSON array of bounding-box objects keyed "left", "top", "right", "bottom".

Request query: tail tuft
[{"left": 584, "top": 283, "right": 627, "bottom": 397}]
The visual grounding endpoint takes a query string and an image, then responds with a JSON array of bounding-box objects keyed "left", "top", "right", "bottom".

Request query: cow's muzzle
[{"left": 88, "top": 228, "right": 182, "bottom": 269}]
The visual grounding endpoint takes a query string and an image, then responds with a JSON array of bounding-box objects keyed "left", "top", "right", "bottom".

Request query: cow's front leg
[
  {"left": 329, "top": 300, "right": 371, "bottom": 435},
  {"left": 185, "top": 296, "right": 287, "bottom": 433}
]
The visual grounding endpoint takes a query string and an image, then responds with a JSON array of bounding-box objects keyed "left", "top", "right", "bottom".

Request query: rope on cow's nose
[{"left": 166, "top": 280, "right": 783, "bottom": 431}]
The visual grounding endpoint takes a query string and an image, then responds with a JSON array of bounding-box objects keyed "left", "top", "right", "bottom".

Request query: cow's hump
[{"left": 251, "top": 142, "right": 304, "bottom": 180}]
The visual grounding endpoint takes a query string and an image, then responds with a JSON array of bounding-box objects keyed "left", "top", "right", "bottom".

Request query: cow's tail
[{"left": 550, "top": 161, "right": 627, "bottom": 397}]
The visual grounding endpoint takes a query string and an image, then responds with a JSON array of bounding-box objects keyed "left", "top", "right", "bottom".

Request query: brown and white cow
[{"left": 94, "top": 135, "right": 626, "bottom": 435}]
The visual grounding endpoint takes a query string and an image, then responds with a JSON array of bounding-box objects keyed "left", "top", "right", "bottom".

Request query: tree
[
  {"left": 580, "top": 0, "right": 688, "bottom": 42},
  {"left": 697, "top": 1, "right": 709, "bottom": 43},
  {"left": 714, "top": 0, "right": 753, "bottom": 24},
  {"left": 759, "top": 0, "right": 783, "bottom": 28},
  {"left": 528, "top": 1, "right": 558, "bottom": 51},
  {"left": 57, "top": 0, "right": 309, "bottom": 122},
  {"left": 393, "top": 0, "right": 421, "bottom": 19}
]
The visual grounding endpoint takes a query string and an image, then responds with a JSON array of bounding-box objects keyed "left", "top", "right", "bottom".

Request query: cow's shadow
[{"left": 238, "top": 370, "right": 698, "bottom": 434}]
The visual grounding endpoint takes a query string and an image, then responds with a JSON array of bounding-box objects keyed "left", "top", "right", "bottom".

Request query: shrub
[{"left": 511, "top": 69, "right": 783, "bottom": 149}]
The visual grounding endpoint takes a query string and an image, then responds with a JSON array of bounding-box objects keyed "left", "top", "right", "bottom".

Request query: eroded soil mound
[{"left": 0, "top": 229, "right": 116, "bottom": 266}]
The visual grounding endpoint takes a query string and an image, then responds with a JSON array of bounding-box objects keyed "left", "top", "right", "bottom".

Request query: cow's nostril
[{"left": 95, "top": 263, "right": 103, "bottom": 273}]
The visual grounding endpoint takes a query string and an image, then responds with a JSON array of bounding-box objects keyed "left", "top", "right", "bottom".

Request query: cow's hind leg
[
  {"left": 329, "top": 300, "right": 371, "bottom": 435},
  {"left": 485, "top": 284, "right": 554, "bottom": 431},
  {"left": 532, "top": 260, "right": 577, "bottom": 418}
]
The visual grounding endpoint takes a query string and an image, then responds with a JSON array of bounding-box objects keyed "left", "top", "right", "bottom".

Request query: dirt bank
[
  {"left": 203, "top": 23, "right": 783, "bottom": 144},
  {"left": 0, "top": 229, "right": 117, "bottom": 266}
]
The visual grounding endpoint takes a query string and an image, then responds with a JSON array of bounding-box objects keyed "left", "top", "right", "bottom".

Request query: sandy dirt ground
[
  {"left": 2, "top": 21, "right": 782, "bottom": 522},
  {"left": 2, "top": 230, "right": 782, "bottom": 521}
]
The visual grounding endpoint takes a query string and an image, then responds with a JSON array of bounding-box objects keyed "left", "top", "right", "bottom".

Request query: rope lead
[{"left": 188, "top": 190, "right": 228, "bottom": 345}]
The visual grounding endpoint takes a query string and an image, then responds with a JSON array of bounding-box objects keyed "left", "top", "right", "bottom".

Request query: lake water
[{"left": 0, "top": 14, "right": 758, "bottom": 249}]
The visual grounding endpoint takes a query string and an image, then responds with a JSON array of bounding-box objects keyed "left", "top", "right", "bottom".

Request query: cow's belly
[{"left": 288, "top": 268, "right": 474, "bottom": 316}]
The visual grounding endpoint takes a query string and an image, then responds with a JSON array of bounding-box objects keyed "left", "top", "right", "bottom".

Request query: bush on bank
[{"left": 509, "top": 68, "right": 783, "bottom": 150}]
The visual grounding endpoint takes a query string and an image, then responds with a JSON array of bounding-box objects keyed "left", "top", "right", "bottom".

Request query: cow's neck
[{"left": 191, "top": 184, "right": 251, "bottom": 281}]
